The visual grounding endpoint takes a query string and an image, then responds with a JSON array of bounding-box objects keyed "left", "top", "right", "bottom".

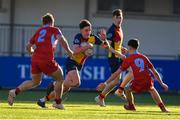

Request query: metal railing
[
  {"left": 0, "top": 24, "right": 179, "bottom": 60},
  {"left": 0, "top": 24, "right": 107, "bottom": 58}
]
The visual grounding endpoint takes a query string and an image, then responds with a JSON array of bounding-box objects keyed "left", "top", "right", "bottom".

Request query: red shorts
[
  {"left": 129, "top": 79, "right": 154, "bottom": 93},
  {"left": 31, "top": 59, "right": 59, "bottom": 75}
]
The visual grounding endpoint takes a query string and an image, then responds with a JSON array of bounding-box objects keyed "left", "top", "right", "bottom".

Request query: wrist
[
  {"left": 119, "top": 86, "right": 124, "bottom": 91},
  {"left": 104, "top": 82, "right": 108, "bottom": 86}
]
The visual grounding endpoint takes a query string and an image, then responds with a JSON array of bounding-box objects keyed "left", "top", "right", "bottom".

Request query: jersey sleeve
[
  {"left": 55, "top": 28, "right": 63, "bottom": 39},
  {"left": 94, "top": 35, "right": 103, "bottom": 45},
  {"left": 73, "top": 34, "right": 81, "bottom": 45},
  {"left": 120, "top": 59, "right": 130, "bottom": 71},
  {"left": 106, "top": 27, "right": 114, "bottom": 42},
  {"left": 145, "top": 57, "right": 154, "bottom": 69}
]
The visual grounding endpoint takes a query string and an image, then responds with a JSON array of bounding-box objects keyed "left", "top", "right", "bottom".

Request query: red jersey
[
  {"left": 29, "top": 25, "right": 62, "bottom": 61},
  {"left": 120, "top": 52, "right": 154, "bottom": 86}
]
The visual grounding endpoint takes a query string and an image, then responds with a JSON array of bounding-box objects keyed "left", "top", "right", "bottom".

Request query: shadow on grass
[{"left": 0, "top": 106, "right": 50, "bottom": 110}]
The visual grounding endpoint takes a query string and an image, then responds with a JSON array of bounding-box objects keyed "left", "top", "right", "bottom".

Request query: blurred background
[{"left": 0, "top": 0, "right": 180, "bottom": 92}]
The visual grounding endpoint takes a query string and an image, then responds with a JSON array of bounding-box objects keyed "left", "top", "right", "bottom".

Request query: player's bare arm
[
  {"left": 72, "top": 44, "right": 93, "bottom": 54},
  {"left": 98, "top": 29, "right": 126, "bottom": 59},
  {"left": 150, "top": 67, "right": 168, "bottom": 91},
  {"left": 58, "top": 35, "right": 74, "bottom": 57},
  {"left": 96, "top": 65, "right": 122, "bottom": 91}
]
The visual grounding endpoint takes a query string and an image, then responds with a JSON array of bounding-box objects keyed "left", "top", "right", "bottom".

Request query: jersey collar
[
  {"left": 112, "top": 23, "right": 120, "bottom": 29},
  {"left": 129, "top": 51, "right": 139, "bottom": 55},
  {"left": 43, "top": 24, "right": 50, "bottom": 28}
]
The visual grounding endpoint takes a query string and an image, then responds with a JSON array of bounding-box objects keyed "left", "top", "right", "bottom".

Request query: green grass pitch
[{"left": 0, "top": 90, "right": 180, "bottom": 119}]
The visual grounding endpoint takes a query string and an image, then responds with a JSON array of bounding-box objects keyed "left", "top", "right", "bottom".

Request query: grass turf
[{"left": 0, "top": 90, "right": 180, "bottom": 119}]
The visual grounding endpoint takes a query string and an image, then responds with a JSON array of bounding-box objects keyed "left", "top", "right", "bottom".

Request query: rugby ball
[{"left": 81, "top": 42, "right": 94, "bottom": 56}]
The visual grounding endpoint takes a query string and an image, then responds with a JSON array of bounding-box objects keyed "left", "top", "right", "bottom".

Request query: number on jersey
[
  {"left": 38, "top": 29, "right": 47, "bottom": 42},
  {"left": 134, "top": 58, "right": 144, "bottom": 72}
]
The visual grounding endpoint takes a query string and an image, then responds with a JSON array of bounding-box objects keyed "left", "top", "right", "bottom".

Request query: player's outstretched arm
[
  {"left": 150, "top": 67, "right": 168, "bottom": 91},
  {"left": 26, "top": 43, "right": 34, "bottom": 55},
  {"left": 58, "top": 35, "right": 74, "bottom": 57},
  {"left": 98, "top": 29, "right": 126, "bottom": 60},
  {"left": 109, "top": 45, "right": 126, "bottom": 60},
  {"left": 107, "top": 68, "right": 122, "bottom": 84}
]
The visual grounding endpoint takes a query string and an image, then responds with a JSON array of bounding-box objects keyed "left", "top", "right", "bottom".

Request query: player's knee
[
  {"left": 76, "top": 82, "right": 81, "bottom": 87},
  {"left": 32, "top": 79, "right": 41, "bottom": 86},
  {"left": 148, "top": 87, "right": 156, "bottom": 93},
  {"left": 64, "top": 85, "right": 71, "bottom": 92},
  {"left": 72, "top": 81, "right": 81, "bottom": 88}
]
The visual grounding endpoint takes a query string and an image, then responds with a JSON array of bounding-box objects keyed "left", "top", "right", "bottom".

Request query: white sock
[{"left": 40, "top": 98, "right": 46, "bottom": 102}]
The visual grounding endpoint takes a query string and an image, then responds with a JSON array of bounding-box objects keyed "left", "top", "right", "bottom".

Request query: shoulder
[
  {"left": 74, "top": 33, "right": 82, "bottom": 39},
  {"left": 107, "top": 24, "right": 115, "bottom": 39},
  {"left": 73, "top": 33, "right": 82, "bottom": 44},
  {"left": 49, "top": 26, "right": 61, "bottom": 32},
  {"left": 107, "top": 24, "right": 115, "bottom": 33},
  {"left": 139, "top": 53, "right": 149, "bottom": 60}
]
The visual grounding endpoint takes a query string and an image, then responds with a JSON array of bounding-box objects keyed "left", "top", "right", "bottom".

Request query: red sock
[
  {"left": 158, "top": 102, "right": 165, "bottom": 108},
  {"left": 46, "top": 96, "right": 50, "bottom": 101},
  {"left": 128, "top": 103, "right": 135, "bottom": 107},
  {"left": 15, "top": 88, "right": 21, "bottom": 95},
  {"left": 55, "top": 98, "right": 62, "bottom": 104},
  {"left": 99, "top": 93, "right": 105, "bottom": 99}
]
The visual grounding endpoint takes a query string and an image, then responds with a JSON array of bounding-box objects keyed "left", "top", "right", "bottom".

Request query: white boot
[
  {"left": 7, "top": 89, "right": 16, "bottom": 106},
  {"left": 94, "top": 96, "right": 106, "bottom": 107},
  {"left": 52, "top": 102, "right": 65, "bottom": 110}
]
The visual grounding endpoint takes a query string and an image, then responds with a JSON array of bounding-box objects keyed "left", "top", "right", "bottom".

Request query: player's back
[
  {"left": 127, "top": 52, "right": 153, "bottom": 84},
  {"left": 30, "top": 25, "right": 62, "bottom": 61}
]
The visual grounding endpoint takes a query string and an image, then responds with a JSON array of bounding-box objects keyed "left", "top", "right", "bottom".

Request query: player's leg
[
  {"left": 49, "top": 67, "right": 65, "bottom": 109},
  {"left": 47, "top": 69, "right": 81, "bottom": 99},
  {"left": 148, "top": 87, "right": 169, "bottom": 112},
  {"left": 95, "top": 74, "right": 121, "bottom": 107},
  {"left": 37, "top": 69, "right": 81, "bottom": 108},
  {"left": 48, "top": 70, "right": 80, "bottom": 96},
  {"left": 95, "top": 58, "right": 122, "bottom": 106},
  {"left": 37, "top": 58, "right": 82, "bottom": 108},
  {"left": 123, "top": 87, "right": 136, "bottom": 111},
  {"left": 64, "top": 69, "right": 81, "bottom": 91},
  {"left": 8, "top": 73, "right": 42, "bottom": 106},
  {"left": 37, "top": 72, "right": 72, "bottom": 108},
  {"left": 38, "top": 73, "right": 72, "bottom": 105},
  {"left": 95, "top": 71, "right": 133, "bottom": 106},
  {"left": 41, "top": 69, "right": 80, "bottom": 103}
]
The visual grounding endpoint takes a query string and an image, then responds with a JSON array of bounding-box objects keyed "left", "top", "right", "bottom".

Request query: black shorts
[
  {"left": 108, "top": 57, "right": 123, "bottom": 73},
  {"left": 65, "top": 57, "right": 82, "bottom": 74}
]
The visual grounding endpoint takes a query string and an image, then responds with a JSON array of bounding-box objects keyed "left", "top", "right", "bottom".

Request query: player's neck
[
  {"left": 113, "top": 23, "right": 121, "bottom": 28},
  {"left": 43, "top": 24, "right": 52, "bottom": 27},
  {"left": 129, "top": 50, "right": 138, "bottom": 55}
]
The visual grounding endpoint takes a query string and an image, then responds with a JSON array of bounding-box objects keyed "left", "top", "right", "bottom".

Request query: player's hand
[
  {"left": 96, "top": 82, "right": 106, "bottom": 92},
  {"left": 28, "top": 47, "right": 34, "bottom": 55},
  {"left": 98, "top": 29, "right": 106, "bottom": 41},
  {"left": 87, "top": 43, "right": 93, "bottom": 49},
  {"left": 161, "top": 83, "right": 168, "bottom": 92},
  {"left": 118, "top": 53, "right": 126, "bottom": 60},
  {"left": 68, "top": 50, "right": 74, "bottom": 58},
  {"left": 115, "top": 89, "right": 123, "bottom": 96},
  {"left": 122, "top": 47, "right": 128, "bottom": 55},
  {"left": 102, "top": 40, "right": 110, "bottom": 49}
]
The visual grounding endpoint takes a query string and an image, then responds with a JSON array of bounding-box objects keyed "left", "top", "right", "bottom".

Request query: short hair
[
  {"left": 79, "top": 19, "right": 91, "bottom": 29},
  {"left": 112, "top": 9, "right": 122, "bottom": 16},
  {"left": 128, "top": 39, "right": 140, "bottom": 49},
  {"left": 42, "top": 13, "right": 54, "bottom": 25}
]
